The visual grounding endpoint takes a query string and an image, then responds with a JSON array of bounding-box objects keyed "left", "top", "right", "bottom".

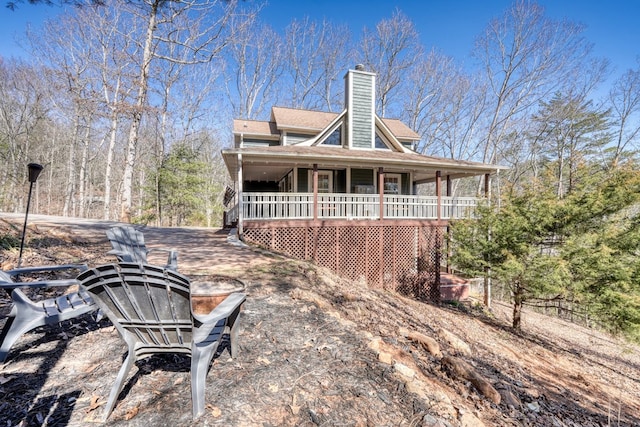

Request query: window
[
  {"left": 322, "top": 128, "right": 341, "bottom": 146},
  {"left": 308, "top": 170, "right": 333, "bottom": 193},
  {"left": 375, "top": 134, "right": 390, "bottom": 149},
  {"left": 383, "top": 174, "right": 401, "bottom": 194}
]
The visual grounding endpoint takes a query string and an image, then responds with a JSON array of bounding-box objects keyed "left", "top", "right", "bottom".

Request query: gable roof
[
  {"left": 234, "top": 106, "right": 422, "bottom": 145},
  {"left": 380, "top": 118, "right": 420, "bottom": 140},
  {"left": 233, "top": 119, "right": 278, "bottom": 138},
  {"left": 271, "top": 107, "right": 339, "bottom": 132}
]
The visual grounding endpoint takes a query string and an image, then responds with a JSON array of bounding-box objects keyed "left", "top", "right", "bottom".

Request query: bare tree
[
  {"left": 359, "top": 9, "right": 420, "bottom": 117},
  {"left": 608, "top": 63, "right": 640, "bottom": 168},
  {"left": 0, "top": 59, "right": 51, "bottom": 212},
  {"left": 26, "top": 12, "right": 103, "bottom": 217},
  {"left": 473, "top": 0, "right": 600, "bottom": 169},
  {"left": 284, "top": 17, "right": 353, "bottom": 112},
  {"left": 89, "top": 5, "right": 137, "bottom": 220},
  {"left": 118, "top": 0, "right": 249, "bottom": 222},
  {"left": 224, "top": 18, "right": 283, "bottom": 120}
]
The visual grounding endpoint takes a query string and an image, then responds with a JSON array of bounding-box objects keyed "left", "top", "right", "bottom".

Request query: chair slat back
[
  {"left": 79, "top": 263, "right": 193, "bottom": 349},
  {"left": 106, "top": 226, "right": 149, "bottom": 263}
]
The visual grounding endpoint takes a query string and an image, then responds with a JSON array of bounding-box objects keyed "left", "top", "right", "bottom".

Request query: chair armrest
[
  {"left": 107, "top": 249, "right": 136, "bottom": 263},
  {"left": 191, "top": 292, "right": 247, "bottom": 328},
  {"left": 147, "top": 248, "right": 178, "bottom": 269},
  {"left": 6, "top": 264, "right": 88, "bottom": 278},
  {"left": 1, "top": 264, "right": 87, "bottom": 289},
  {"left": 0, "top": 278, "right": 80, "bottom": 289}
]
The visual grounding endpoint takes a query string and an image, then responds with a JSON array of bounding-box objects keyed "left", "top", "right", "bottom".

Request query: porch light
[{"left": 18, "top": 163, "right": 44, "bottom": 268}]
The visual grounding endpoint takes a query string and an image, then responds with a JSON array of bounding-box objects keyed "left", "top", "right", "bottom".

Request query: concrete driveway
[{"left": 0, "top": 213, "right": 279, "bottom": 274}]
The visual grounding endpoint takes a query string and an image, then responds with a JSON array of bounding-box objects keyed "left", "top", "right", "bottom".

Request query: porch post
[
  {"left": 237, "top": 153, "right": 243, "bottom": 235},
  {"left": 435, "top": 171, "right": 442, "bottom": 221},
  {"left": 484, "top": 172, "right": 492, "bottom": 308},
  {"left": 446, "top": 174, "right": 452, "bottom": 274},
  {"left": 313, "top": 164, "right": 318, "bottom": 221},
  {"left": 484, "top": 173, "right": 491, "bottom": 199},
  {"left": 435, "top": 171, "right": 442, "bottom": 301},
  {"left": 378, "top": 167, "right": 384, "bottom": 220}
]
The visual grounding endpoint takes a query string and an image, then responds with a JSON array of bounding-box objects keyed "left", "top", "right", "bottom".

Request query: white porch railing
[{"left": 239, "top": 192, "right": 478, "bottom": 221}]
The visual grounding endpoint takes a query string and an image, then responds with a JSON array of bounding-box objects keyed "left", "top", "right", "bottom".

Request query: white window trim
[
  {"left": 383, "top": 173, "right": 402, "bottom": 194},
  {"left": 308, "top": 170, "right": 333, "bottom": 193}
]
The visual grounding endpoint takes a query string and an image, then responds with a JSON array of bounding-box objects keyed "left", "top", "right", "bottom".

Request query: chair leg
[
  {"left": 0, "top": 312, "right": 17, "bottom": 363},
  {"left": 102, "top": 351, "right": 136, "bottom": 421},
  {"left": 227, "top": 308, "right": 242, "bottom": 358},
  {"left": 190, "top": 341, "right": 220, "bottom": 418},
  {"left": 0, "top": 292, "right": 45, "bottom": 363}
]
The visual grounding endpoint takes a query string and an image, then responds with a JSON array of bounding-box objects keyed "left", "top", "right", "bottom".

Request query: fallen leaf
[
  {"left": 210, "top": 406, "right": 222, "bottom": 418},
  {"left": 124, "top": 402, "right": 141, "bottom": 420},
  {"left": 86, "top": 395, "right": 103, "bottom": 412},
  {"left": 290, "top": 395, "right": 301, "bottom": 415},
  {"left": 0, "top": 374, "right": 14, "bottom": 385},
  {"left": 256, "top": 357, "right": 271, "bottom": 365},
  {"left": 83, "top": 363, "right": 100, "bottom": 374}
]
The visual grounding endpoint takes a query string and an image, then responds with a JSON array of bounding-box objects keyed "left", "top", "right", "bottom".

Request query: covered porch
[
  {"left": 222, "top": 145, "right": 498, "bottom": 230},
  {"left": 229, "top": 192, "right": 480, "bottom": 223}
]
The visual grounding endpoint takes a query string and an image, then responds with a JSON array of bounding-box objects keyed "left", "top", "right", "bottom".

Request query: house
[{"left": 222, "top": 65, "right": 503, "bottom": 301}]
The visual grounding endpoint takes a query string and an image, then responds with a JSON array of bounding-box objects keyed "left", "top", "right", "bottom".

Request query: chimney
[{"left": 344, "top": 65, "right": 376, "bottom": 149}]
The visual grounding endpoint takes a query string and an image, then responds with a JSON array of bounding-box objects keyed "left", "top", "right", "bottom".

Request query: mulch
[
  {"left": 1, "top": 215, "right": 640, "bottom": 427},
  {"left": 0, "top": 218, "right": 430, "bottom": 426}
]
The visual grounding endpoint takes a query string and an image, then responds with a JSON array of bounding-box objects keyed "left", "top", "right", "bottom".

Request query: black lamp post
[{"left": 17, "top": 163, "right": 44, "bottom": 268}]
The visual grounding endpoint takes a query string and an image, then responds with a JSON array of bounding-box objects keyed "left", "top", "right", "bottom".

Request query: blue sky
[{"left": 1, "top": 0, "right": 639, "bottom": 75}]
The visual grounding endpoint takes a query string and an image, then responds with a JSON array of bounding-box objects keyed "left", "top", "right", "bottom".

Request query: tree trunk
[
  {"left": 103, "top": 111, "right": 119, "bottom": 220},
  {"left": 512, "top": 284, "right": 523, "bottom": 330},
  {"left": 63, "top": 109, "right": 80, "bottom": 217},
  {"left": 120, "top": 1, "right": 158, "bottom": 222},
  {"left": 78, "top": 115, "right": 91, "bottom": 218}
]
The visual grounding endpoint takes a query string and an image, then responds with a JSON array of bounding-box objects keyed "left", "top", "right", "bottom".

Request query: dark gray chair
[
  {"left": 78, "top": 263, "right": 246, "bottom": 420},
  {"left": 106, "top": 225, "right": 178, "bottom": 270},
  {"left": 0, "top": 264, "right": 95, "bottom": 362}
]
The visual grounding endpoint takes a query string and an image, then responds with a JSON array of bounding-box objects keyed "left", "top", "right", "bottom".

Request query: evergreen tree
[
  {"left": 145, "top": 144, "right": 208, "bottom": 227},
  {"left": 450, "top": 183, "right": 571, "bottom": 330},
  {"left": 451, "top": 165, "right": 640, "bottom": 340},
  {"left": 561, "top": 166, "right": 640, "bottom": 340}
]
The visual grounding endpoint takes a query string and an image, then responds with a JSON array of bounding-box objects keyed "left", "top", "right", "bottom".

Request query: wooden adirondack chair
[
  {"left": 78, "top": 263, "right": 246, "bottom": 420},
  {"left": 0, "top": 264, "right": 96, "bottom": 363},
  {"left": 106, "top": 225, "right": 178, "bottom": 270}
]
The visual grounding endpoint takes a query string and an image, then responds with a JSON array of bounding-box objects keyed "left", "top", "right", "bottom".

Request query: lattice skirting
[{"left": 242, "top": 220, "right": 447, "bottom": 302}]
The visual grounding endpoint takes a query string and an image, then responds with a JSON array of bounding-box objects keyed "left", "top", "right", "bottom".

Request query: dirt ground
[{"left": 0, "top": 214, "right": 639, "bottom": 427}]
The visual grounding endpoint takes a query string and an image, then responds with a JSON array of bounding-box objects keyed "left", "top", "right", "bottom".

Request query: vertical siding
[{"left": 349, "top": 72, "right": 374, "bottom": 149}]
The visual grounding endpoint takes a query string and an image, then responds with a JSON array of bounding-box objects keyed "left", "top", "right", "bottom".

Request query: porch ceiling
[{"left": 222, "top": 145, "right": 506, "bottom": 183}]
